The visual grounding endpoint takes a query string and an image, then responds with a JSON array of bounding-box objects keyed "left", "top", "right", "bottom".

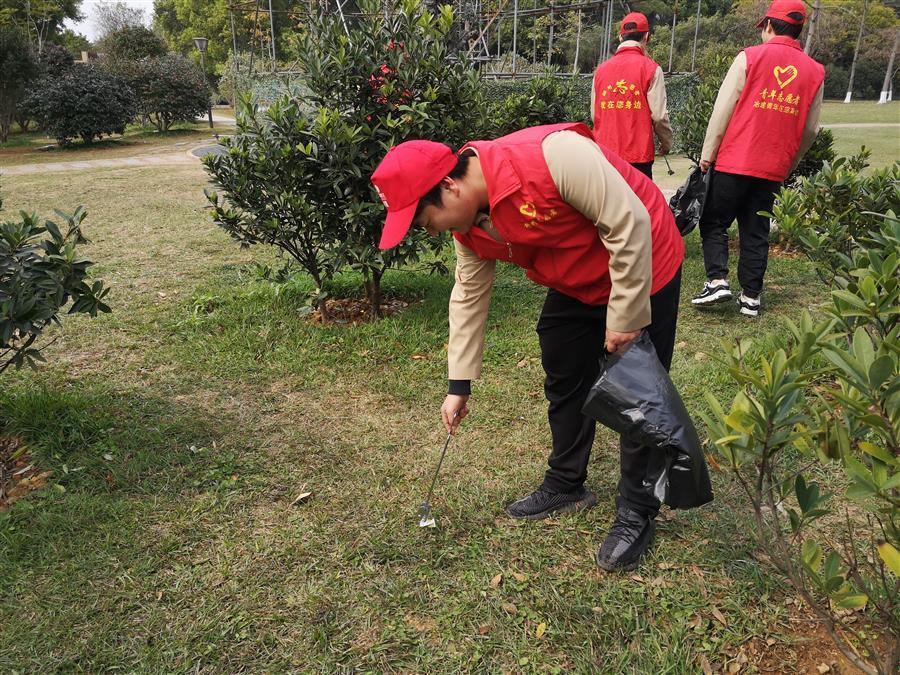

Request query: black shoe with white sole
[
  {"left": 691, "top": 280, "right": 733, "bottom": 306},
  {"left": 505, "top": 485, "right": 598, "bottom": 520},
  {"left": 595, "top": 506, "right": 656, "bottom": 572},
  {"left": 737, "top": 292, "right": 761, "bottom": 317}
]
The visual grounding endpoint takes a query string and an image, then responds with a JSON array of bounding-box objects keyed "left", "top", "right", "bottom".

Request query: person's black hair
[
  {"left": 766, "top": 13, "right": 804, "bottom": 39},
  {"left": 413, "top": 152, "right": 471, "bottom": 218},
  {"left": 622, "top": 22, "right": 649, "bottom": 43}
]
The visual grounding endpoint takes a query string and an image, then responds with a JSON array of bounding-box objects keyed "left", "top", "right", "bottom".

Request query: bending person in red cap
[
  {"left": 691, "top": 0, "right": 824, "bottom": 317},
  {"left": 372, "top": 123, "right": 685, "bottom": 572},
  {"left": 591, "top": 11, "right": 673, "bottom": 179}
]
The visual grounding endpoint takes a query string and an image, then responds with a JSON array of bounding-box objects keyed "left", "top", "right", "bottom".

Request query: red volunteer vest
[
  {"left": 454, "top": 123, "right": 683, "bottom": 308},
  {"left": 592, "top": 45, "right": 658, "bottom": 164},
  {"left": 716, "top": 36, "right": 825, "bottom": 182}
]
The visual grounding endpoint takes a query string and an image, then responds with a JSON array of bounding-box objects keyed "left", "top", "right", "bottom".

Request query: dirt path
[{"left": 2, "top": 152, "right": 199, "bottom": 175}]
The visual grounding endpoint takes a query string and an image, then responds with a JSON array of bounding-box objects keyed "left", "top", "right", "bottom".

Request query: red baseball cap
[
  {"left": 620, "top": 12, "right": 650, "bottom": 36},
  {"left": 371, "top": 140, "right": 458, "bottom": 249},
  {"left": 756, "top": 0, "right": 806, "bottom": 28}
]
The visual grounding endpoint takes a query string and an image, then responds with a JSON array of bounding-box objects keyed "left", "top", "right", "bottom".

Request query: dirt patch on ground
[
  {"left": 0, "top": 436, "right": 51, "bottom": 511},
  {"left": 769, "top": 243, "right": 805, "bottom": 260},
  {"left": 735, "top": 603, "right": 872, "bottom": 674},
  {"left": 311, "top": 296, "right": 414, "bottom": 325}
]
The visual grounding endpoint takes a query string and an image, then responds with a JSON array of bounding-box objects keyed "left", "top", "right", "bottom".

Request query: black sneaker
[
  {"left": 737, "top": 292, "right": 761, "bottom": 317},
  {"left": 691, "top": 279, "right": 732, "bottom": 306},
  {"left": 595, "top": 506, "right": 656, "bottom": 572},
  {"left": 505, "top": 485, "right": 598, "bottom": 520}
]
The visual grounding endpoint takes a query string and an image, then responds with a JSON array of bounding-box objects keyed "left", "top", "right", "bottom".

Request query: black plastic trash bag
[
  {"left": 669, "top": 166, "right": 712, "bottom": 237},
  {"left": 581, "top": 332, "right": 713, "bottom": 510}
]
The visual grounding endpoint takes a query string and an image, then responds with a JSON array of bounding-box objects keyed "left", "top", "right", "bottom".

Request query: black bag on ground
[
  {"left": 581, "top": 332, "right": 713, "bottom": 510},
  {"left": 669, "top": 166, "right": 712, "bottom": 237}
]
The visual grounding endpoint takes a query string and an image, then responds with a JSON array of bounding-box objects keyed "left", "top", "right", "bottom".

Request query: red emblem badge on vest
[{"left": 519, "top": 201, "right": 558, "bottom": 229}]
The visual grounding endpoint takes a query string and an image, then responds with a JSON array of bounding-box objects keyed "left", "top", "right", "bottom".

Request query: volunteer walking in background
[
  {"left": 692, "top": 0, "right": 824, "bottom": 317},
  {"left": 591, "top": 11, "right": 673, "bottom": 179}
]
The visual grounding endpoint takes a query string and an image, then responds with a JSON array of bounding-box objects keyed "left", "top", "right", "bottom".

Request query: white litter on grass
[{"left": 419, "top": 515, "right": 436, "bottom": 528}]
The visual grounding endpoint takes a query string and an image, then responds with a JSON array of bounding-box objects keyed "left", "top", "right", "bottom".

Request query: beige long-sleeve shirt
[
  {"left": 590, "top": 41, "right": 674, "bottom": 155},
  {"left": 447, "top": 130, "right": 653, "bottom": 382},
  {"left": 701, "top": 50, "right": 824, "bottom": 171}
]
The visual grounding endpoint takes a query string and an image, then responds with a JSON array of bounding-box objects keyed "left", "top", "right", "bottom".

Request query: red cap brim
[{"left": 378, "top": 200, "right": 419, "bottom": 249}]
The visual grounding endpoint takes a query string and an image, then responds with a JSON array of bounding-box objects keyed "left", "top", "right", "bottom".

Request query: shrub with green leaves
[
  {"left": 0, "top": 25, "right": 41, "bottom": 143},
  {"left": 206, "top": 0, "right": 483, "bottom": 318},
  {"left": 767, "top": 152, "right": 900, "bottom": 272},
  {"left": 0, "top": 204, "right": 111, "bottom": 374},
  {"left": 487, "top": 73, "right": 587, "bottom": 137},
  {"left": 115, "top": 55, "right": 209, "bottom": 132},
  {"left": 100, "top": 25, "right": 167, "bottom": 63},
  {"left": 703, "top": 160, "right": 899, "bottom": 674},
  {"left": 24, "top": 65, "right": 136, "bottom": 146}
]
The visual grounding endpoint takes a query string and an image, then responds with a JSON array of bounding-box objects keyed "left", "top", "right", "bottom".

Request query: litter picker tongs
[{"left": 418, "top": 412, "right": 459, "bottom": 528}]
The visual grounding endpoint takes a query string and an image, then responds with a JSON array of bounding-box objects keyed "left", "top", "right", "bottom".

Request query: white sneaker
[
  {"left": 691, "top": 279, "right": 733, "bottom": 306},
  {"left": 737, "top": 292, "right": 761, "bottom": 317}
]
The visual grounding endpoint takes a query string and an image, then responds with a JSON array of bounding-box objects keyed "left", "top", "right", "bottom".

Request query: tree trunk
[
  {"left": 310, "top": 268, "right": 329, "bottom": 323},
  {"left": 879, "top": 27, "right": 898, "bottom": 104},
  {"left": 363, "top": 268, "right": 384, "bottom": 320},
  {"left": 804, "top": 0, "right": 820, "bottom": 54},
  {"left": 845, "top": 0, "right": 869, "bottom": 103}
]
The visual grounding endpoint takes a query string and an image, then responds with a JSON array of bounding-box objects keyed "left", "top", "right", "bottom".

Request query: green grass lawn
[
  {"left": 829, "top": 125, "right": 900, "bottom": 170},
  {"left": 0, "top": 163, "right": 844, "bottom": 672},
  {"left": 0, "top": 121, "right": 221, "bottom": 167},
  {"left": 820, "top": 99, "right": 900, "bottom": 125}
]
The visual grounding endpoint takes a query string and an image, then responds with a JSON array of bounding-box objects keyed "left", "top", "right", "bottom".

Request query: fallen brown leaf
[
  {"left": 711, "top": 607, "right": 728, "bottom": 626},
  {"left": 489, "top": 573, "right": 503, "bottom": 588},
  {"left": 290, "top": 491, "right": 313, "bottom": 506},
  {"left": 501, "top": 602, "right": 517, "bottom": 615}
]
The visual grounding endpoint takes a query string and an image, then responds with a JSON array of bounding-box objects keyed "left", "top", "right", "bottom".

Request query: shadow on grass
[{"left": 0, "top": 379, "right": 255, "bottom": 562}]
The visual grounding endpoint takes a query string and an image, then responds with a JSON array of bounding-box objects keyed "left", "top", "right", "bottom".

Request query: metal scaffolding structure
[{"left": 224, "top": 0, "right": 707, "bottom": 80}]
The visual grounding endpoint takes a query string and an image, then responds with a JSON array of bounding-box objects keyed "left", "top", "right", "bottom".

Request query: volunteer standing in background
[
  {"left": 692, "top": 0, "right": 824, "bottom": 317},
  {"left": 591, "top": 12, "right": 673, "bottom": 179}
]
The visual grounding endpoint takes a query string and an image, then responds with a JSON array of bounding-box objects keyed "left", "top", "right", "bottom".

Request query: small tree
[
  {"left": 207, "top": 0, "right": 484, "bottom": 318},
  {"left": 24, "top": 66, "right": 136, "bottom": 145},
  {"left": 205, "top": 102, "right": 344, "bottom": 320},
  {"left": 100, "top": 25, "right": 167, "bottom": 63},
  {"left": 93, "top": 0, "right": 147, "bottom": 42},
  {"left": 0, "top": 25, "right": 41, "bottom": 142},
  {"left": 117, "top": 55, "right": 208, "bottom": 132},
  {"left": 0, "top": 201, "right": 111, "bottom": 373},
  {"left": 15, "top": 42, "right": 75, "bottom": 134},
  {"left": 290, "top": 0, "right": 484, "bottom": 316},
  {"left": 38, "top": 42, "right": 74, "bottom": 75}
]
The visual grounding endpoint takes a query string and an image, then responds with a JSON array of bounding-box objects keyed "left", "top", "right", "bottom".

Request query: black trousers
[
  {"left": 631, "top": 161, "right": 653, "bottom": 179},
  {"left": 698, "top": 170, "right": 780, "bottom": 298},
  {"left": 536, "top": 268, "right": 682, "bottom": 517}
]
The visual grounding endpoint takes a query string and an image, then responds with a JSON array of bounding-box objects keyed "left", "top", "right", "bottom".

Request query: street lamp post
[{"left": 193, "top": 37, "right": 214, "bottom": 129}]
